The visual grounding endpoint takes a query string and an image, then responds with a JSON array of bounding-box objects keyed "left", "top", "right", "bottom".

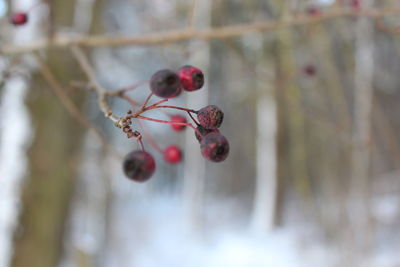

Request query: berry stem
[
  {"left": 142, "top": 92, "right": 154, "bottom": 109},
  {"left": 187, "top": 111, "right": 200, "bottom": 126},
  {"left": 136, "top": 135, "right": 145, "bottom": 151},
  {"left": 145, "top": 99, "right": 169, "bottom": 109},
  {"left": 136, "top": 115, "right": 202, "bottom": 137},
  {"left": 137, "top": 120, "right": 164, "bottom": 154},
  {"left": 153, "top": 105, "right": 196, "bottom": 113}
]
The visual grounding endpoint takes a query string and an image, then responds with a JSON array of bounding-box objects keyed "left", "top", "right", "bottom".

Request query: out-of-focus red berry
[
  {"left": 350, "top": 0, "right": 361, "bottom": 9},
  {"left": 178, "top": 65, "right": 204, "bottom": 91},
  {"left": 10, "top": 13, "right": 28, "bottom": 26},
  {"left": 307, "top": 7, "right": 321, "bottom": 16},
  {"left": 164, "top": 145, "right": 182, "bottom": 164},
  {"left": 170, "top": 114, "right": 187, "bottom": 132},
  {"left": 303, "top": 65, "right": 317, "bottom": 76}
]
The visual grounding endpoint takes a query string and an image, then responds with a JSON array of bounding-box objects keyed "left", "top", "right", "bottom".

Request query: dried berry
[
  {"left": 197, "top": 105, "right": 224, "bottom": 129},
  {"left": 200, "top": 133, "right": 229, "bottom": 162},
  {"left": 163, "top": 145, "right": 182, "bottom": 164},
  {"left": 195, "top": 125, "right": 220, "bottom": 143},
  {"left": 170, "top": 114, "right": 187, "bottom": 132},
  {"left": 10, "top": 13, "right": 28, "bottom": 26},
  {"left": 150, "top": 69, "right": 181, "bottom": 98},
  {"left": 123, "top": 150, "right": 155, "bottom": 182},
  {"left": 178, "top": 65, "right": 204, "bottom": 91}
]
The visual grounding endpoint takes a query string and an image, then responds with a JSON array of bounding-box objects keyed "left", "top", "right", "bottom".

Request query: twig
[
  {"left": 105, "top": 80, "right": 148, "bottom": 97},
  {"left": 187, "top": 0, "right": 199, "bottom": 28},
  {"left": 2, "top": 7, "right": 400, "bottom": 55},
  {"left": 70, "top": 45, "right": 121, "bottom": 124},
  {"left": 35, "top": 53, "right": 122, "bottom": 159}
]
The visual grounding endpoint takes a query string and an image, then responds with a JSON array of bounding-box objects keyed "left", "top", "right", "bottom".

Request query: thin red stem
[
  {"left": 144, "top": 98, "right": 169, "bottom": 110},
  {"left": 137, "top": 120, "right": 164, "bottom": 154},
  {"left": 188, "top": 111, "right": 200, "bottom": 126},
  {"left": 141, "top": 92, "right": 153, "bottom": 109},
  {"left": 136, "top": 115, "right": 202, "bottom": 137},
  {"left": 136, "top": 136, "right": 145, "bottom": 151},
  {"left": 154, "top": 105, "right": 196, "bottom": 113}
]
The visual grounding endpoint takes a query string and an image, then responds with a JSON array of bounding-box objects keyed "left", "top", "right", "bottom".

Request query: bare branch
[
  {"left": 35, "top": 54, "right": 122, "bottom": 159},
  {"left": 69, "top": 46, "right": 121, "bottom": 124},
  {"left": 2, "top": 7, "right": 400, "bottom": 55}
]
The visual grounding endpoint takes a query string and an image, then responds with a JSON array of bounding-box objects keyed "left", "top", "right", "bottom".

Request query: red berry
[
  {"left": 350, "top": 0, "right": 361, "bottom": 9},
  {"left": 200, "top": 133, "right": 229, "bottom": 162},
  {"left": 163, "top": 145, "right": 182, "bottom": 164},
  {"left": 10, "top": 13, "right": 28, "bottom": 26},
  {"left": 195, "top": 125, "right": 219, "bottom": 143},
  {"left": 197, "top": 105, "right": 224, "bottom": 129},
  {"left": 303, "top": 65, "right": 316, "bottom": 76},
  {"left": 123, "top": 150, "right": 155, "bottom": 182},
  {"left": 150, "top": 69, "right": 181, "bottom": 98},
  {"left": 307, "top": 7, "right": 321, "bottom": 16},
  {"left": 170, "top": 114, "right": 187, "bottom": 131},
  {"left": 178, "top": 65, "right": 204, "bottom": 91}
]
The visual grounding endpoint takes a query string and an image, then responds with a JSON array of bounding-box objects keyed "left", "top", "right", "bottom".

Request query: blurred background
[{"left": 1, "top": 0, "right": 400, "bottom": 266}]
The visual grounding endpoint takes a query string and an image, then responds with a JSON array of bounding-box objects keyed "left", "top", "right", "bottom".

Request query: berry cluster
[{"left": 122, "top": 65, "right": 229, "bottom": 183}]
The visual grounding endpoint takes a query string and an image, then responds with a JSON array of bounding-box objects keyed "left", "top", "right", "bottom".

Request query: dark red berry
[
  {"left": 163, "top": 145, "right": 182, "bottom": 164},
  {"left": 10, "top": 13, "right": 28, "bottom": 26},
  {"left": 195, "top": 125, "right": 220, "bottom": 143},
  {"left": 197, "top": 105, "right": 224, "bottom": 129},
  {"left": 303, "top": 65, "right": 316, "bottom": 76},
  {"left": 123, "top": 150, "right": 155, "bottom": 182},
  {"left": 170, "top": 114, "right": 187, "bottom": 131},
  {"left": 200, "top": 133, "right": 229, "bottom": 162},
  {"left": 150, "top": 69, "right": 181, "bottom": 98},
  {"left": 178, "top": 65, "right": 204, "bottom": 91}
]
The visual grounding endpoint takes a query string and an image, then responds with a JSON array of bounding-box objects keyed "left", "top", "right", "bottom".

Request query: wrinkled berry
[
  {"left": 164, "top": 145, "right": 182, "bottom": 164},
  {"left": 197, "top": 105, "right": 224, "bottom": 129},
  {"left": 178, "top": 65, "right": 204, "bottom": 91},
  {"left": 170, "top": 114, "right": 187, "bottom": 131},
  {"left": 10, "top": 13, "right": 28, "bottom": 26},
  {"left": 150, "top": 69, "right": 181, "bottom": 98},
  {"left": 195, "top": 125, "right": 220, "bottom": 143},
  {"left": 200, "top": 133, "right": 229, "bottom": 162},
  {"left": 123, "top": 150, "right": 155, "bottom": 182}
]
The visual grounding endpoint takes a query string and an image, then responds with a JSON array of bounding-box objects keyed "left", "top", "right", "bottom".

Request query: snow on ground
[{"left": 0, "top": 76, "right": 32, "bottom": 267}]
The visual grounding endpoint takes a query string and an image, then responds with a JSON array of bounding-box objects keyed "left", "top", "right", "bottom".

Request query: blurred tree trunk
[
  {"left": 350, "top": 0, "right": 375, "bottom": 252},
  {"left": 11, "top": 1, "right": 86, "bottom": 267},
  {"left": 272, "top": 0, "right": 311, "bottom": 224},
  {"left": 182, "top": 0, "right": 211, "bottom": 233}
]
